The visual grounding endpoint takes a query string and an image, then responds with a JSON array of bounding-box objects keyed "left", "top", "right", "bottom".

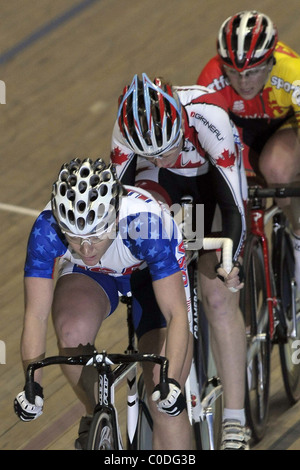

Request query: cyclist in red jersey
[
  {"left": 111, "top": 73, "right": 250, "bottom": 449},
  {"left": 197, "top": 10, "right": 300, "bottom": 301}
]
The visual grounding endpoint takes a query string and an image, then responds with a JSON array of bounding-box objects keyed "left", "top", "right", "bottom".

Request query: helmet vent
[
  {"left": 67, "top": 189, "right": 76, "bottom": 202},
  {"left": 77, "top": 217, "right": 85, "bottom": 230},
  {"left": 99, "top": 184, "right": 108, "bottom": 197},
  {"left": 94, "top": 159, "right": 106, "bottom": 173},
  {"left": 68, "top": 175, "right": 77, "bottom": 186},
  {"left": 80, "top": 167, "right": 90, "bottom": 178},
  {"left": 67, "top": 210, "right": 75, "bottom": 225},
  {"left": 60, "top": 170, "right": 69, "bottom": 182},
  {"left": 59, "top": 183, "right": 67, "bottom": 197},
  {"left": 87, "top": 210, "right": 95, "bottom": 225},
  {"left": 59, "top": 203, "right": 66, "bottom": 218},
  {"left": 97, "top": 203, "right": 106, "bottom": 218},
  {"left": 90, "top": 175, "right": 100, "bottom": 187},
  {"left": 89, "top": 189, "right": 99, "bottom": 202},
  {"left": 78, "top": 181, "right": 87, "bottom": 194},
  {"left": 100, "top": 170, "right": 112, "bottom": 183},
  {"left": 77, "top": 201, "right": 86, "bottom": 213}
]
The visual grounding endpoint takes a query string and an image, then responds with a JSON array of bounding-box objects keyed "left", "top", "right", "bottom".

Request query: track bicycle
[
  {"left": 136, "top": 216, "right": 235, "bottom": 451},
  {"left": 240, "top": 185, "right": 300, "bottom": 443},
  {"left": 132, "top": 233, "right": 234, "bottom": 451},
  {"left": 25, "top": 302, "right": 169, "bottom": 451},
  {"left": 180, "top": 196, "right": 238, "bottom": 450},
  {"left": 184, "top": 235, "right": 235, "bottom": 450}
]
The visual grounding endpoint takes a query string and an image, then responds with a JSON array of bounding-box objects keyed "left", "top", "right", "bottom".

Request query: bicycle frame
[
  {"left": 242, "top": 185, "right": 300, "bottom": 442},
  {"left": 247, "top": 186, "right": 300, "bottom": 342},
  {"left": 248, "top": 196, "right": 278, "bottom": 340}
]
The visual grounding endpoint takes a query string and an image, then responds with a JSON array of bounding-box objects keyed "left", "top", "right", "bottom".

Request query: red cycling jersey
[{"left": 197, "top": 41, "right": 300, "bottom": 176}]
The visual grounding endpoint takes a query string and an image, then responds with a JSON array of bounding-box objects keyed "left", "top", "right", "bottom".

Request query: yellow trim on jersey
[{"left": 266, "top": 41, "right": 300, "bottom": 125}]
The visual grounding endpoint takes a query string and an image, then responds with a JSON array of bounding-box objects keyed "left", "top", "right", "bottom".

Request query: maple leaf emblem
[
  {"left": 110, "top": 146, "right": 128, "bottom": 165},
  {"left": 216, "top": 149, "right": 235, "bottom": 169}
]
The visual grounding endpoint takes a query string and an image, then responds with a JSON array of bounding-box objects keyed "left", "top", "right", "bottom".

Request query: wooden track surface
[{"left": 1, "top": 0, "right": 300, "bottom": 451}]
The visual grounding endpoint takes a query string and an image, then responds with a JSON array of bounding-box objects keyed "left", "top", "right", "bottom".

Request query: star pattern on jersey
[
  {"left": 26, "top": 206, "right": 181, "bottom": 281},
  {"left": 120, "top": 212, "right": 161, "bottom": 241},
  {"left": 120, "top": 211, "right": 176, "bottom": 271},
  {"left": 32, "top": 258, "right": 44, "bottom": 268},
  {"left": 26, "top": 210, "right": 66, "bottom": 276},
  {"left": 32, "top": 227, "right": 41, "bottom": 238}
]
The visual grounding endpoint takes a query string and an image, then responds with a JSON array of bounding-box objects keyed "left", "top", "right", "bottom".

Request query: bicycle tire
[
  {"left": 273, "top": 221, "right": 300, "bottom": 404},
  {"left": 240, "top": 233, "right": 271, "bottom": 442},
  {"left": 136, "top": 373, "right": 153, "bottom": 450},
  {"left": 86, "top": 407, "right": 120, "bottom": 450}
]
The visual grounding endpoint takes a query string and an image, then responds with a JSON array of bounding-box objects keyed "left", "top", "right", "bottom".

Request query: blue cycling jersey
[{"left": 24, "top": 186, "right": 185, "bottom": 284}]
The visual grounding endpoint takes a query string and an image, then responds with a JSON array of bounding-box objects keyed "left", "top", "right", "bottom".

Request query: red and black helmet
[{"left": 217, "top": 11, "right": 278, "bottom": 72}]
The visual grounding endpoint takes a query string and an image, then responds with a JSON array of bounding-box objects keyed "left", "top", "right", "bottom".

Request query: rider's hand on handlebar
[
  {"left": 216, "top": 261, "right": 244, "bottom": 291},
  {"left": 151, "top": 378, "right": 186, "bottom": 416},
  {"left": 14, "top": 382, "right": 44, "bottom": 422}
]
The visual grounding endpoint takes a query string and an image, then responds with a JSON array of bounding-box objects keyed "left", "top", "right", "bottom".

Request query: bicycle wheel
[
  {"left": 240, "top": 233, "right": 271, "bottom": 443},
  {"left": 136, "top": 373, "right": 153, "bottom": 449},
  {"left": 86, "top": 407, "right": 120, "bottom": 450},
  {"left": 273, "top": 220, "right": 300, "bottom": 403}
]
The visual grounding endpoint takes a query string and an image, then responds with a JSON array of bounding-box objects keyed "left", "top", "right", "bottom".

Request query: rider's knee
[
  {"left": 56, "top": 318, "right": 93, "bottom": 348},
  {"left": 203, "top": 292, "right": 230, "bottom": 320},
  {"left": 259, "top": 128, "right": 300, "bottom": 184},
  {"left": 203, "top": 285, "right": 241, "bottom": 326}
]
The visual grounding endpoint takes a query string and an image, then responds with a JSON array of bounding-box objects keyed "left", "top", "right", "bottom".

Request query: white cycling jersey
[
  {"left": 111, "top": 85, "right": 247, "bottom": 261},
  {"left": 112, "top": 85, "right": 245, "bottom": 177}
]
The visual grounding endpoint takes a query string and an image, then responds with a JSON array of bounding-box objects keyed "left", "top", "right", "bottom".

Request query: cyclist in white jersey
[
  {"left": 111, "top": 74, "right": 250, "bottom": 449},
  {"left": 14, "top": 158, "right": 193, "bottom": 450}
]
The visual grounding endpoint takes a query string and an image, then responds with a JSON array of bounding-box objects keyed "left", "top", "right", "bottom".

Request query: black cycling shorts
[{"left": 131, "top": 267, "right": 167, "bottom": 339}]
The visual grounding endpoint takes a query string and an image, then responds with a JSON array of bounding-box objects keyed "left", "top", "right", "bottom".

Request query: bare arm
[
  {"left": 21, "top": 277, "right": 54, "bottom": 381},
  {"left": 152, "top": 271, "right": 191, "bottom": 383}
]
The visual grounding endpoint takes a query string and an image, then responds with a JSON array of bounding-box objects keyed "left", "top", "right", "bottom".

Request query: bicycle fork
[
  {"left": 126, "top": 364, "right": 139, "bottom": 449},
  {"left": 94, "top": 355, "right": 123, "bottom": 449},
  {"left": 251, "top": 204, "right": 276, "bottom": 340},
  {"left": 186, "top": 360, "right": 222, "bottom": 450}
]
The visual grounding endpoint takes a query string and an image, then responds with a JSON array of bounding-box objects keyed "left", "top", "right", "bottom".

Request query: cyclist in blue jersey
[{"left": 14, "top": 158, "right": 193, "bottom": 450}]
